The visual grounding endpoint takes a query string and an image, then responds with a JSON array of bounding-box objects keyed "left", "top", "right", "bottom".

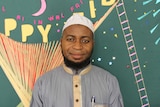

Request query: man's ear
[
  {"left": 60, "top": 34, "right": 63, "bottom": 42},
  {"left": 60, "top": 38, "right": 62, "bottom": 43},
  {"left": 60, "top": 38, "right": 62, "bottom": 46}
]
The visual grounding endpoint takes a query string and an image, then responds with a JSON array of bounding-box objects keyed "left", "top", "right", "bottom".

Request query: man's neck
[{"left": 63, "top": 63, "right": 92, "bottom": 75}]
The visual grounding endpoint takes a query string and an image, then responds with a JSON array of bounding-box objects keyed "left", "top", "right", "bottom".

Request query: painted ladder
[{"left": 116, "top": 0, "right": 150, "bottom": 107}]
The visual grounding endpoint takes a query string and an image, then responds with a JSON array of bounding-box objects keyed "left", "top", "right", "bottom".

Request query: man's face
[{"left": 61, "top": 24, "right": 94, "bottom": 64}]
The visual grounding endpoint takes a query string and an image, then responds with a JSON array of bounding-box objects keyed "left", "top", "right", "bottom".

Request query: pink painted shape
[{"left": 32, "top": 0, "right": 47, "bottom": 16}]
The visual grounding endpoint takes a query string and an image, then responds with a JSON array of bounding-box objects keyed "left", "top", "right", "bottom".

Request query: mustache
[{"left": 61, "top": 48, "right": 93, "bottom": 70}]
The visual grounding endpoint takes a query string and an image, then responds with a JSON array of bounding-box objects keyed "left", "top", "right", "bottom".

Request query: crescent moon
[{"left": 32, "top": 0, "right": 47, "bottom": 16}]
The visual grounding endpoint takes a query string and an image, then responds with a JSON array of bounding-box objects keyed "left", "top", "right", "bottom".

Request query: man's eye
[
  {"left": 66, "top": 38, "right": 74, "bottom": 42},
  {"left": 81, "top": 39, "right": 90, "bottom": 43}
]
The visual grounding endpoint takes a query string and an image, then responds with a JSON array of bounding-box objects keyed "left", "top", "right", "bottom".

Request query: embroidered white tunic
[{"left": 30, "top": 64, "right": 124, "bottom": 107}]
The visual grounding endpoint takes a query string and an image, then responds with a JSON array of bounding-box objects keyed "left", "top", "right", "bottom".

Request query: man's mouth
[{"left": 70, "top": 53, "right": 84, "bottom": 60}]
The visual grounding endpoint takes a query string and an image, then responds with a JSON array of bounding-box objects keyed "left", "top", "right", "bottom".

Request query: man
[{"left": 30, "top": 14, "right": 124, "bottom": 107}]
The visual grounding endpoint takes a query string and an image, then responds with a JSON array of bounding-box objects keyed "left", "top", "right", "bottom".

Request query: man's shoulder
[
  {"left": 91, "top": 64, "right": 116, "bottom": 78},
  {"left": 91, "top": 64, "right": 109, "bottom": 73},
  {"left": 39, "top": 65, "right": 63, "bottom": 78}
]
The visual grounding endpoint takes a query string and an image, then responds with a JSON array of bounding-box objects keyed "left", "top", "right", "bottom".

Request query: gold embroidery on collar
[{"left": 62, "top": 63, "right": 92, "bottom": 75}]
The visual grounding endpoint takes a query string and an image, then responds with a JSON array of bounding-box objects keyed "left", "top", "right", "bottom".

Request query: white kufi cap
[{"left": 62, "top": 14, "right": 94, "bottom": 33}]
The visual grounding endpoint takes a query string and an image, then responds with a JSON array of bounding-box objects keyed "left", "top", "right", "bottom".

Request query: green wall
[{"left": 0, "top": 0, "right": 160, "bottom": 106}]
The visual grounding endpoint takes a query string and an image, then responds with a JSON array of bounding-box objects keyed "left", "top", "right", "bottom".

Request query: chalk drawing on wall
[{"left": 116, "top": 0, "right": 150, "bottom": 107}]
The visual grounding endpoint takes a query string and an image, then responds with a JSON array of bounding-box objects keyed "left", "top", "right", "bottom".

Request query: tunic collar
[{"left": 62, "top": 63, "right": 92, "bottom": 75}]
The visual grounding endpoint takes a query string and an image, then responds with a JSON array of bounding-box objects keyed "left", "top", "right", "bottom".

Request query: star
[{"left": 97, "top": 57, "right": 102, "bottom": 62}]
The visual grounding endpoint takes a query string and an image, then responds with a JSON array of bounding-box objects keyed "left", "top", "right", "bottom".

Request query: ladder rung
[
  {"left": 141, "top": 95, "right": 147, "bottom": 99},
  {"left": 123, "top": 26, "right": 130, "bottom": 30},
  {"left": 121, "top": 19, "right": 128, "bottom": 24},
  {"left": 116, "top": 2, "right": 124, "bottom": 7},
  {"left": 124, "top": 33, "right": 131, "bottom": 37},
  {"left": 132, "top": 65, "right": 139, "bottom": 70},
  {"left": 142, "top": 103, "right": 149, "bottom": 107},
  {"left": 119, "top": 11, "right": 125, "bottom": 17},
  {"left": 135, "top": 72, "right": 141, "bottom": 77},
  {"left": 138, "top": 88, "right": 145, "bottom": 92},
  {"left": 126, "top": 39, "right": 133, "bottom": 43},
  {"left": 128, "top": 45, "right": 134, "bottom": 50},
  {"left": 136, "top": 78, "right": 143, "bottom": 83}
]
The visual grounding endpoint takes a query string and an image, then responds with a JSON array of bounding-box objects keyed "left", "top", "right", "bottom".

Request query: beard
[{"left": 63, "top": 55, "right": 91, "bottom": 70}]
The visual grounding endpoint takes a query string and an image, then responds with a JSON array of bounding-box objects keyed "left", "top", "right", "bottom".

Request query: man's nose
[{"left": 73, "top": 41, "right": 82, "bottom": 49}]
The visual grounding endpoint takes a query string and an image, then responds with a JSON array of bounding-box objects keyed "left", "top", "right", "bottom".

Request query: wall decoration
[{"left": 0, "top": 0, "right": 160, "bottom": 107}]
